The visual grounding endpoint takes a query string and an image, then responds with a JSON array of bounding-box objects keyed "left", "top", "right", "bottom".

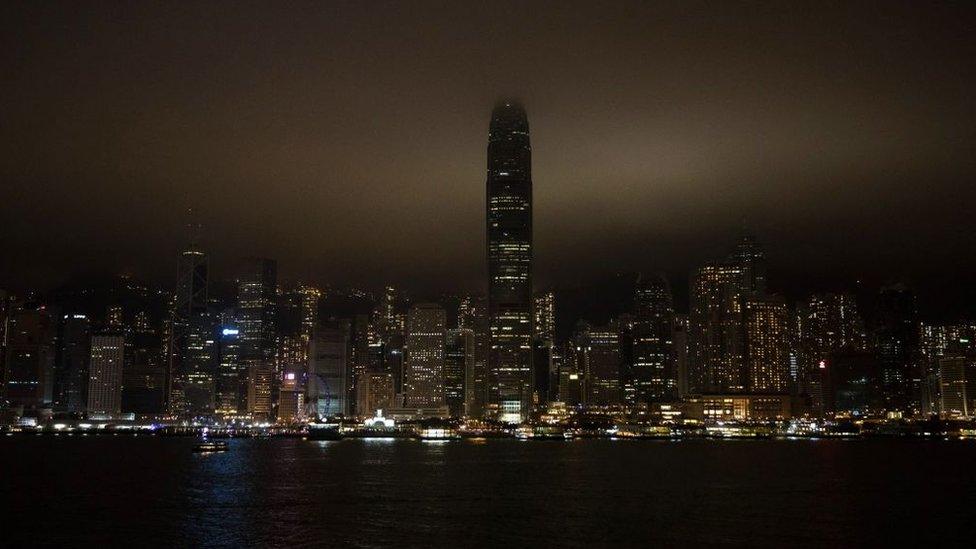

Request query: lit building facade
[
  {"left": 743, "top": 296, "right": 791, "bottom": 393},
  {"left": 689, "top": 262, "right": 746, "bottom": 393},
  {"left": 404, "top": 303, "right": 446, "bottom": 408},
  {"left": 238, "top": 258, "right": 278, "bottom": 420},
  {"left": 215, "top": 325, "right": 243, "bottom": 416},
  {"left": 356, "top": 371, "right": 395, "bottom": 417},
  {"left": 87, "top": 335, "right": 125, "bottom": 417}
]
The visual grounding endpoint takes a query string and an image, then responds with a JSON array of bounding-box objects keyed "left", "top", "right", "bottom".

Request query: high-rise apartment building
[{"left": 743, "top": 296, "right": 791, "bottom": 393}]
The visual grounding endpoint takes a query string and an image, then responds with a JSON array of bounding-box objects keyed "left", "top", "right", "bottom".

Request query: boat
[
  {"left": 307, "top": 422, "right": 344, "bottom": 441},
  {"left": 515, "top": 425, "right": 572, "bottom": 440},
  {"left": 704, "top": 425, "right": 773, "bottom": 439},
  {"left": 414, "top": 426, "right": 460, "bottom": 441},
  {"left": 614, "top": 424, "right": 675, "bottom": 439},
  {"left": 192, "top": 440, "right": 229, "bottom": 453}
]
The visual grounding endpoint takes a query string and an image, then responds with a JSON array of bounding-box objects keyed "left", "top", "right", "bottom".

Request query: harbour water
[{"left": 3, "top": 437, "right": 974, "bottom": 547}]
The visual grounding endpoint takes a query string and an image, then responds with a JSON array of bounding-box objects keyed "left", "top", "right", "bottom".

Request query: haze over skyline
[{"left": 2, "top": 1, "right": 974, "bottom": 318}]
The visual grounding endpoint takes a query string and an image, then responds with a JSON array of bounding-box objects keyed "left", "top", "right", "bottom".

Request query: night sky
[{"left": 2, "top": 2, "right": 974, "bottom": 318}]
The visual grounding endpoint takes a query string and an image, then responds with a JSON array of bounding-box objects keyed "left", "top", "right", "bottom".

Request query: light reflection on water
[{"left": 2, "top": 437, "right": 976, "bottom": 547}]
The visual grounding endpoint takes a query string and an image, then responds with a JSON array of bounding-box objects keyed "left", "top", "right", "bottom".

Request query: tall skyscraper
[
  {"left": 183, "top": 312, "right": 218, "bottom": 416},
  {"left": 486, "top": 100, "right": 534, "bottom": 421},
  {"left": 689, "top": 262, "right": 747, "bottom": 393},
  {"left": 874, "top": 284, "right": 921, "bottom": 414},
  {"left": 743, "top": 296, "right": 791, "bottom": 393},
  {"left": 57, "top": 313, "right": 91, "bottom": 413},
  {"left": 238, "top": 258, "right": 278, "bottom": 421},
  {"left": 632, "top": 274, "right": 677, "bottom": 403},
  {"left": 404, "top": 303, "right": 446, "bottom": 408},
  {"left": 87, "top": 335, "right": 124, "bottom": 417},
  {"left": 689, "top": 235, "right": 771, "bottom": 395},
  {"left": 168, "top": 232, "right": 209, "bottom": 416},
  {"left": 3, "top": 301, "right": 56, "bottom": 409},
  {"left": 215, "top": 324, "right": 244, "bottom": 416},
  {"left": 123, "top": 307, "right": 167, "bottom": 415}
]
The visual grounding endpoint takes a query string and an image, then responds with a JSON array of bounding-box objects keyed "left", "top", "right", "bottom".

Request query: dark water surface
[{"left": 2, "top": 437, "right": 974, "bottom": 547}]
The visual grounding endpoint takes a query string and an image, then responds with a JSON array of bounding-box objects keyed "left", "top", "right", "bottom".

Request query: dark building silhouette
[
  {"left": 56, "top": 313, "right": 91, "bottom": 413},
  {"left": 445, "top": 328, "right": 473, "bottom": 418},
  {"left": 874, "top": 284, "right": 921, "bottom": 415},
  {"left": 3, "top": 301, "right": 56, "bottom": 409},
  {"left": 632, "top": 274, "right": 677, "bottom": 403},
  {"left": 486, "top": 100, "right": 534, "bottom": 420}
]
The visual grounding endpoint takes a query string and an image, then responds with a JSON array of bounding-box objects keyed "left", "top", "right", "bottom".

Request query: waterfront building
[
  {"left": 356, "top": 371, "right": 395, "bottom": 417},
  {"left": 699, "top": 393, "right": 792, "bottom": 421}
]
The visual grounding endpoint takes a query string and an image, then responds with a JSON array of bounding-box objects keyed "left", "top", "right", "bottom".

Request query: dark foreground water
[{"left": 2, "top": 437, "right": 974, "bottom": 547}]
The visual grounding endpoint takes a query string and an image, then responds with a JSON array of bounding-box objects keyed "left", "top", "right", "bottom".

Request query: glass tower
[{"left": 486, "top": 100, "right": 533, "bottom": 420}]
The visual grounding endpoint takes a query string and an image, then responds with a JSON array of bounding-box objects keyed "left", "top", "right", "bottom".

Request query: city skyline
[
  {"left": 2, "top": 2, "right": 975, "bottom": 321},
  {"left": 5, "top": 4, "right": 976, "bottom": 548}
]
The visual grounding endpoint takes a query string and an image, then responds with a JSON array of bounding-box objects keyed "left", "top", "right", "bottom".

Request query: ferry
[
  {"left": 414, "top": 426, "right": 460, "bottom": 441},
  {"left": 704, "top": 425, "right": 773, "bottom": 439},
  {"left": 307, "top": 422, "right": 344, "bottom": 441},
  {"left": 613, "top": 424, "right": 675, "bottom": 439},
  {"left": 192, "top": 440, "right": 230, "bottom": 453},
  {"left": 515, "top": 425, "right": 572, "bottom": 440}
]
